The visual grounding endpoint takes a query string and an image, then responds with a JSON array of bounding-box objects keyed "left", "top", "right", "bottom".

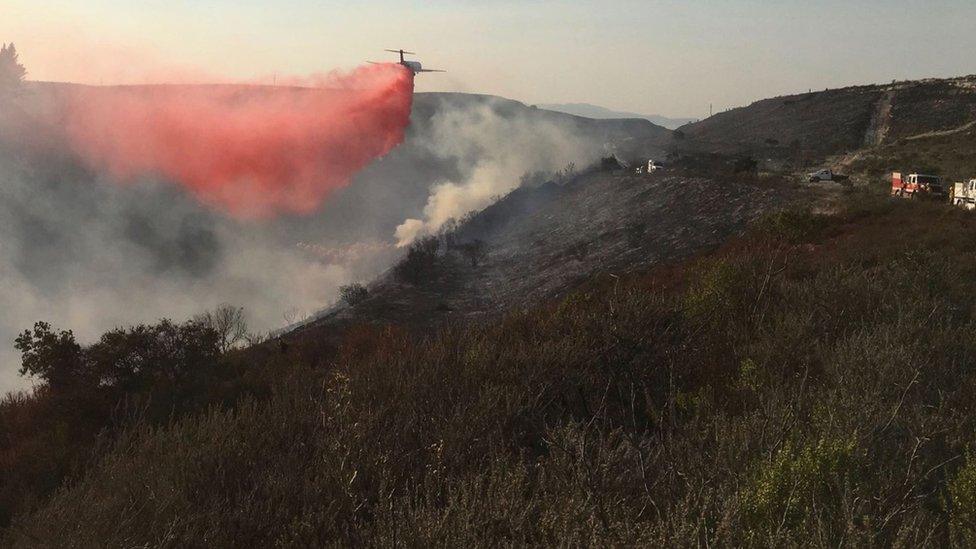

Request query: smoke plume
[
  {"left": 394, "top": 98, "right": 599, "bottom": 246},
  {"left": 62, "top": 64, "right": 414, "bottom": 218}
]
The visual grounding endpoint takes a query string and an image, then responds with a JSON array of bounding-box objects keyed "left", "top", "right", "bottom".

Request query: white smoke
[
  {"left": 0, "top": 160, "right": 368, "bottom": 391},
  {"left": 394, "top": 99, "right": 601, "bottom": 246},
  {"left": 0, "top": 90, "right": 609, "bottom": 393}
]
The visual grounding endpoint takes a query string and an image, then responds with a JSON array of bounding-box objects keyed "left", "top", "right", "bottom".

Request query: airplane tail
[{"left": 385, "top": 49, "right": 415, "bottom": 63}]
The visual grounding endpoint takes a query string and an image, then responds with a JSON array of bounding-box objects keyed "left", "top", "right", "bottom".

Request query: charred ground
[{"left": 296, "top": 167, "right": 794, "bottom": 334}]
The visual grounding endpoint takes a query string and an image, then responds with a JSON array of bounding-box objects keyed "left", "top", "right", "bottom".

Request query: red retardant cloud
[{"left": 62, "top": 64, "right": 414, "bottom": 218}]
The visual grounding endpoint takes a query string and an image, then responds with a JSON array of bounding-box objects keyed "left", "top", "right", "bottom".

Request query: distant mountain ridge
[{"left": 537, "top": 102, "right": 696, "bottom": 130}]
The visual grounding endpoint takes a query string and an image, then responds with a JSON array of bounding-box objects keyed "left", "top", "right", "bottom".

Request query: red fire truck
[{"left": 891, "top": 172, "right": 948, "bottom": 199}]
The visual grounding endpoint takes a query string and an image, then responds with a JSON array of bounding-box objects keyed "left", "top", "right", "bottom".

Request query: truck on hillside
[
  {"left": 952, "top": 179, "right": 976, "bottom": 209},
  {"left": 635, "top": 159, "right": 665, "bottom": 174},
  {"left": 891, "top": 172, "right": 948, "bottom": 199},
  {"left": 808, "top": 168, "right": 849, "bottom": 183}
]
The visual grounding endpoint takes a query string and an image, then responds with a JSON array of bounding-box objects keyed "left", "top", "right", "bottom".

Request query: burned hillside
[{"left": 293, "top": 166, "right": 793, "bottom": 335}]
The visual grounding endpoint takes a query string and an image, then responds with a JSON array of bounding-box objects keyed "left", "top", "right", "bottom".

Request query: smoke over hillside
[
  {"left": 0, "top": 152, "right": 372, "bottom": 391},
  {"left": 394, "top": 98, "right": 603, "bottom": 246},
  {"left": 0, "top": 86, "right": 647, "bottom": 392}
]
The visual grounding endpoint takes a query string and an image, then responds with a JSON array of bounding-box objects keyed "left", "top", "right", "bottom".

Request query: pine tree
[{"left": 0, "top": 42, "right": 28, "bottom": 95}]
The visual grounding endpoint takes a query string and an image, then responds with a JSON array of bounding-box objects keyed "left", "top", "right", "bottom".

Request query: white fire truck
[{"left": 952, "top": 179, "right": 976, "bottom": 210}]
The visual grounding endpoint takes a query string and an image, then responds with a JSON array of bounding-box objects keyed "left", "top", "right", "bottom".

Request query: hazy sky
[{"left": 4, "top": 0, "right": 976, "bottom": 118}]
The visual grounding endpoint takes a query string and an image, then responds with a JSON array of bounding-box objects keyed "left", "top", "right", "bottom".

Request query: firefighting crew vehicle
[
  {"left": 952, "top": 179, "right": 976, "bottom": 210},
  {"left": 891, "top": 172, "right": 948, "bottom": 199}
]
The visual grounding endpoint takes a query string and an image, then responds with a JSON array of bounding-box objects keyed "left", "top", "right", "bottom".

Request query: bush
[
  {"left": 1, "top": 317, "right": 226, "bottom": 529},
  {"left": 456, "top": 239, "right": 487, "bottom": 267},
  {"left": 741, "top": 437, "right": 859, "bottom": 540},
  {"left": 950, "top": 454, "right": 976, "bottom": 545},
  {"left": 338, "top": 283, "right": 369, "bottom": 306},
  {"left": 756, "top": 208, "right": 831, "bottom": 244},
  {"left": 393, "top": 236, "right": 440, "bottom": 284},
  {"left": 600, "top": 155, "right": 623, "bottom": 171}
]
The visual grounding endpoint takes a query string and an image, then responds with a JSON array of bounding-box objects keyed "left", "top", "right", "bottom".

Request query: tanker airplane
[{"left": 371, "top": 49, "right": 445, "bottom": 74}]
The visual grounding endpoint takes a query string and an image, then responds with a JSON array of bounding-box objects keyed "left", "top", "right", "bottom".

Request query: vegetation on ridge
[{"left": 4, "top": 193, "right": 976, "bottom": 545}]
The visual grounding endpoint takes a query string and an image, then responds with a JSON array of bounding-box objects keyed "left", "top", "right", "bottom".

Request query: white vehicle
[
  {"left": 808, "top": 169, "right": 848, "bottom": 183},
  {"left": 636, "top": 160, "right": 664, "bottom": 175},
  {"left": 953, "top": 179, "right": 976, "bottom": 209}
]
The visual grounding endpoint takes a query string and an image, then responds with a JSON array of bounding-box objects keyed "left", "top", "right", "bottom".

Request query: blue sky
[{"left": 4, "top": 0, "right": 976, "bottom": 117}]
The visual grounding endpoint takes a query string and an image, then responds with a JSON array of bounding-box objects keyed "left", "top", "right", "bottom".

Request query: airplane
[{"left": 371, "top": 49, "right": 445, "bottom": 74}]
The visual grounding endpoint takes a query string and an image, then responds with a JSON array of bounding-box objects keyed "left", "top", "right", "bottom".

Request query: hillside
[
  {"left": 294, "top": 168, "right": 791, "bottom": 334},
  {"left": 10, "top": 194, "right": 976, "bottom": 545},
  {"left": 676, "top": 76, "right": 976, "bottom": 175},
  {"left": 8, "top": 74, "right": 976, "bottom": 546},
  {"left": 0, "top": 84, "right": 674, "bottom": 393}
]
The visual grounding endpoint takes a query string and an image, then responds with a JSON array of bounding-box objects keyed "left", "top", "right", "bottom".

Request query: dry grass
[{"left": 7, "top": 193, "right": 976, "bottom": 546}]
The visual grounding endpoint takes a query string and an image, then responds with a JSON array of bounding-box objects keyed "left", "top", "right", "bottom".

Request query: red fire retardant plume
[{"left": 63, "top": 64, "right": 414, "bottom": 218}]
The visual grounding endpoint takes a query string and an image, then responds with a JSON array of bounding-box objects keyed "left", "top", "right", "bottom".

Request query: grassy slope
[
  {"left": 846, "top": 125, "right": 976, "bottom": 185},
  {"left": 679, "top": 86, "right": 881, "bottom": 161},
  {"left": 676, "top": 76, "right": 976, "bottom": 174},
  {"left": 9, "top": 193, "right": 976, "bottom": 546}
]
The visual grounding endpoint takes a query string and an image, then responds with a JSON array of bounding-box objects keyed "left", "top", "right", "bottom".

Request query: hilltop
[{"left": 675, "top": 75, "right": 976, "bottom": 181}]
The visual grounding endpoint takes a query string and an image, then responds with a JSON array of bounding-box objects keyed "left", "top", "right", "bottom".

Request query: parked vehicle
[
  {"left": 952, "top": 179, "right": 976, "bottom": 209},
  {"left": 635, "top": 159, "right": 665, "bottom": 175},
  {"left": 891, "top": 172, "right": 948, "bottom": 199},
  {"left": 808, "top": 169, "right": 849, "bottom": 183}
]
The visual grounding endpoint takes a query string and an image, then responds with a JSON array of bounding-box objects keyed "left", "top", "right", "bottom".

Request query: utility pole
[{"left": 709, "top": 103, "right": 713, "bottom": 118}]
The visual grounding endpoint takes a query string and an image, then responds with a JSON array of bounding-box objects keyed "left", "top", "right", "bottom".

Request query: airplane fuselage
[{"left": 376, "top": 49, "right": 444, "bottom": 74}]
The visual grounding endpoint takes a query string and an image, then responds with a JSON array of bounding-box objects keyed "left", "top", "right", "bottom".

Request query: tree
[
  {"left": 195, "top": 305, "right": 249, "bottom": 353},
  {"left": 16, "top": 318, "right": 223, "bottom": 394},
  {"left": 0, "top": 43, "right": 27, "bottom": 94},
  {"left": 86, "top": 319, "right": 221, "bottom": 392},
  {"left": 15, "top": 322, "right": 88, "bottom": 391}
]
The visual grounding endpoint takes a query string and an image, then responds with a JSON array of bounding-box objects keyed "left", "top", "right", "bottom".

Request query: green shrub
[
  {"left": 949, "top": 454, "right": 976, "bottom": 545},
  {"left": 756, "top": 207, "right": 830, "bottom": 244},
  {"left": 742, "top": 437, "right": 860, "bottom": 539}
]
